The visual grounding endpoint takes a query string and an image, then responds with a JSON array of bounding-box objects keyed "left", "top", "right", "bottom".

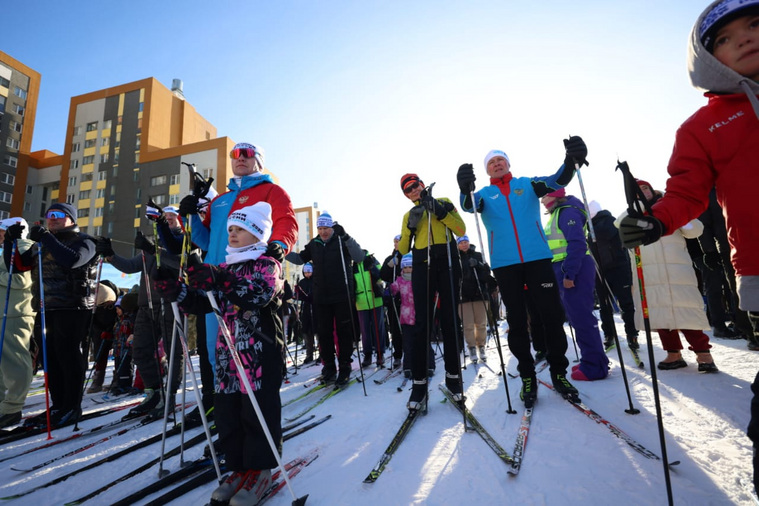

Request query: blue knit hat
[
  {"left": 401, "top": 253, "right": 413, "bottom": 268},
  {"left": 456, "top": 235, "right": 470, "bottom": 244},
  {"left": 303, "top": 263, "right": 313, "bottom": 274},
  {"left": 317, "top": 212, "right": 333, "bottom": 228}
]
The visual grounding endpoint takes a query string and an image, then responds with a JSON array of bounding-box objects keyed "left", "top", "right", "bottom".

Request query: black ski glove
[
  {"left": 29, "top": 225, "right": 49, "bottom": 243},
  {"left": 407, "top": 205, "right": 424, "bottom": 232},
  {"left": 331, "top": 223, "right": 346, "bottom": 238},
  {"left": 178, "top": 195, "right": 200, "bottom": 217},
  {"left": 457, "top": 163, "right": 476, "bottom": 194},
  {"left": 618, "top": 212, "right": 665, "bottom": 248},
  {"left": 5, "top": 223, "right": 25, "bottom": 242},
  {"left": 96, "top": 236, "right": 115, "bottom": 257},
  {"left": 703, "top": 251, "right": 722, "bottom": 271},
  {"left": 421, "top": 194, "right": 450, "bottom": 220},
  {"left": 563, "top": 135, "right": 588, "bottom": 168},
  {"left": 266, "top": 242, "right": 285, "bottom": 263},
  {"left": 134, "top": 231, "right": 156, "bottom": 255}
]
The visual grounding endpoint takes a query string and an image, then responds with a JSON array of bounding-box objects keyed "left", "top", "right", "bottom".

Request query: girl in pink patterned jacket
[{"left": 158, "top": 201, "right": 283, "bottom": 505}]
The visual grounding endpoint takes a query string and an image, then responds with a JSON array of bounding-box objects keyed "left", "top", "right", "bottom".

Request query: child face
[
  {"left": 228, "top": 225, "right": 260, "bottom": 248},
  {"left": 712, "top": 13, "right": 759, "bottom": 81},
  {"left": 402, "top": 266, "right": 412, "bottom": 274}
]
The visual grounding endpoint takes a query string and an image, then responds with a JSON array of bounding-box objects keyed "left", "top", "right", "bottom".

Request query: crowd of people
[{"left": 0, "top": 0, "right": 758, "bottom": 500}]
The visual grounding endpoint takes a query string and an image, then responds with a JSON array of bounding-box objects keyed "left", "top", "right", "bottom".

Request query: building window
[
  {"left": 66, "top": 194, "right": 75, "bottom": 204},
  {"left": 24, "top": 201, "right": 31, "bottom": 212},
  {"left": 6, "top": 138, "right": 19, "bottom": 150},
  {"left": 86, "top": 121, "right": 98, "bottom": 132},
  {"left": 42, "top": 187, "right": 49, "bottom": 200},
  {"left": 0, "top": 77, "right": 9, "bottom": 88},
  {"left": 169, "top": 194, "right": 180, "bottom": 205},
  {"left": 96, "top": 188, "right": 105, "bottom": 198},
  {"left": 84, "top": 139, "right": 97, "bottom": 148},
  {"left": 202, "top": 168, "right": 213, "bottom": 180},
  {"left": 10, "top": 121, "right": 22, "bottom": 133},
  {"left": 79, "top": 190, "right": 91, "bottom": 200},
  {"left": 73, "top": 125, "right": 82, "bottom": 136},
  {"left": 95, "top": 207, "right": 103, "bottom": 217},
  {"left": 110, "top": 185, "right": 117, "bottom": 197},
  {"left": 0, "top": 173, "right": 15, "bottom": 185},
  {"left": 135, "top": 136, "right": 141, "bottom": 150},
  {"left": 0, "top": 192, "right": 12, "bottom": 203},
  {"left": 82, "top": 155, "right": 94, "bottom": 165},
  {"left": 93, "top": 225, "right": 102, "bottom": 236},
  {"left": 170, "top": 174, "right": 179, "bottom": 185},
  {"left": 98, "top": 171, "right": 107, "bottom": 181},
  {"left": 0, "top": 96, "right": 5, "bottom": 113},
  {"left": 102, "top": 119, "right": 112, "bottom": 130},
  {"left": 3, "top": 155, "right": 17, "bottom": 168},
  {"left": 68, "top": 176, "right": 77, "bottom": 186},
  {"left": 81, "top": 173, "right": 93, "bottom": 182},
  {"left": 150, "top": 175, "right": 167, "bottom": 186},
  {"left": 26, "top": 185, "right": 33, "bottom": 195},
  {"left": 13, "top": 87, "right": 27, "bottom": 100},
  {"left": 101, "top": 137, "right": 110, "bottom": 147},
  {"left": 0, "top": 211, "right": 8, "bottom": 221},
  {"left": 13, "top": 105, "right": 24, "bottom": 116},
  {"left": 71, "top": 142, "right": 81, "bottom": 153},
  {"left": 70, "top": 159, "right": 79, "bottom": 170},
  {"left": 152, "top": 194, "right": 167, "bottom": 206},
  {"left": 112, "top": 166, "right": 118, "bottom": 177},
  {"left": 100, "top": 153, "right": 109, "bottom": 163},
  {"left": 77, "top": 208, "right": 90, "bottom": 218}
]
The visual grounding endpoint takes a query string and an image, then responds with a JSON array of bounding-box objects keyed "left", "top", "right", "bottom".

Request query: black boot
[{"left": 407, "top": 379, "right": 428, "bottom": 411}]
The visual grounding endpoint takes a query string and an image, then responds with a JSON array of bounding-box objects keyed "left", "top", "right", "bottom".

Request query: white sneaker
[
  {"left": 211, "top": 470, "right": 246, "bottom": 505},
  {"left": 229, "top": 469, "right": 272, "bottom": 506}
]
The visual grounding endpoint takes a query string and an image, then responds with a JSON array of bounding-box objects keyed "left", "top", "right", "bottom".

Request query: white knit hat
[
  {"left": 484, "top": 150, "right": 510, "bottom": 169},
  {"left": 227, "top": 202, "right": 273, "bottom": 242}
]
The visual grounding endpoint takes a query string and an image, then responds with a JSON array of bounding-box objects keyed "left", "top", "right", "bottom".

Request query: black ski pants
[
  {"left": 315, "top": 299, "right": 355, "bottom": 373},
  {"left": 493, "top": 258, "right": 569, "bottom": 378},
  {"left": 410, "top": 255, "right": 461, "bottom": 381}
]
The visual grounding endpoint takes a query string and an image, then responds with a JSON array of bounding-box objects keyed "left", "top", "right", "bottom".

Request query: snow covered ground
[{"left": 1, "top": 316, "right": 757, "bottom": 505}]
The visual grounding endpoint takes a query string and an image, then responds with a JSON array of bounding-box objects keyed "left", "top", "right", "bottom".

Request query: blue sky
[{"left": 6, "top": 1, "right": 709, "bottom": 261}]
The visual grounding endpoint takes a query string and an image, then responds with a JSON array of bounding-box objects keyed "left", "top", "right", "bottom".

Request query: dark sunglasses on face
[
  {"left": 46, "top": 210, "right": 67, "bottom": 219},
  {"left": 230, "top": 148, "right": 257, "bottom": 160},
  {"left": 403, "top": 182, "right": 421, "bottom": 194}
]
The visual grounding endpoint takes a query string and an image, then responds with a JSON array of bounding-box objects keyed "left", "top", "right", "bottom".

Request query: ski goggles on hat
[
  {"left": 403, "top": 182, "right": 421, "bottom": 194},
  {"left": 230, "top": 147, "right": 257, "bottom": 159},
  {"left": 46, "top": 210, "right": 68, "bottom": 219}
]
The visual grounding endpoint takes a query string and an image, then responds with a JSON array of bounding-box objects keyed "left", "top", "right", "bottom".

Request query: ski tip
[{"left": 292, "top": 493, "right": 309, "bottom": 505}]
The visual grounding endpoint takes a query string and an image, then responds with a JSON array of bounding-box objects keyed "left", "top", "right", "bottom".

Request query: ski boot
[
  {"left": 520, "top": 376, "right": 538, "bottom": 408},
  {"left": 551, "top": 373, "right": 580, "bottom": 403},
  {"left": 407, "top": 379, "right": 428, "bottom": 411},
  {"left": 229, "top": 469, "right": 272, "bottom": 506}
]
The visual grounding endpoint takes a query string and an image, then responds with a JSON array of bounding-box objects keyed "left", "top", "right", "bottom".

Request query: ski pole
[
  {"left": 616, "top": 160, "right": 673, "bottom": 505},
  {"left": 37, "top": 241, "right": 53, "bottom": 439},
  {"left": 574, "top": 163, "right": 641, "bottom": 413},
  {"left": 470, "top": 189, "right": 516, "bottom": 413},
  {"left": 206, "top": 291, "right": 309, "bottom": 506},
  {"left": 76, "top": 256, "right": 104, "bottom": 431},
  {"left": 0, "top": 239, "right": 17, "bottom": 362},
  {"left": 444, "top": 227, "right": 467, "bottom": 429},
  {"left": 337, "top": 234, "right": 366, "bottom": 395}
]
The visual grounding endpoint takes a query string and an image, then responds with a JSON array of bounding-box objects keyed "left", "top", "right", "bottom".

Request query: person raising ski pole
[
  {"left": 456, "top": 136, "right": 588, "bottom": 407},
  {"left": 615, "top": 1, "right": 759, "bottom": 494},
  {"left": 397, "top": 174, "right": 466, "bottom": 411}
]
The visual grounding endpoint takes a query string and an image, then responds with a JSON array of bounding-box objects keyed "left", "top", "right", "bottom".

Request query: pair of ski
[
  {"left": 1, "top": 419, "right": 214, "bottom": 500},
  {"left": 127, "top": 448, "right": 319, "bottom": 506},
  {"left": 373, "top": 367, "right": 404, "bottom": 385},
  {"left": 106, "top": 428, "right": 326, "bottom": 505},
  {"left": 0, "top": 399, "right": 143, "bottom": 445},
  {"left": 605, "top": 340, "right": 646, "bottom": 369},
  {"left": 6, "top": 402, "right": 197, "bottom": 472},
  {"left": 536, "top": 378, "right": 679, "bottom": 467},
  {"left": 284, "top": 377, "right": 356, "bottom": 423},
  {"left": 363, "top": 385, "right": 513, "bottom": 483}
]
